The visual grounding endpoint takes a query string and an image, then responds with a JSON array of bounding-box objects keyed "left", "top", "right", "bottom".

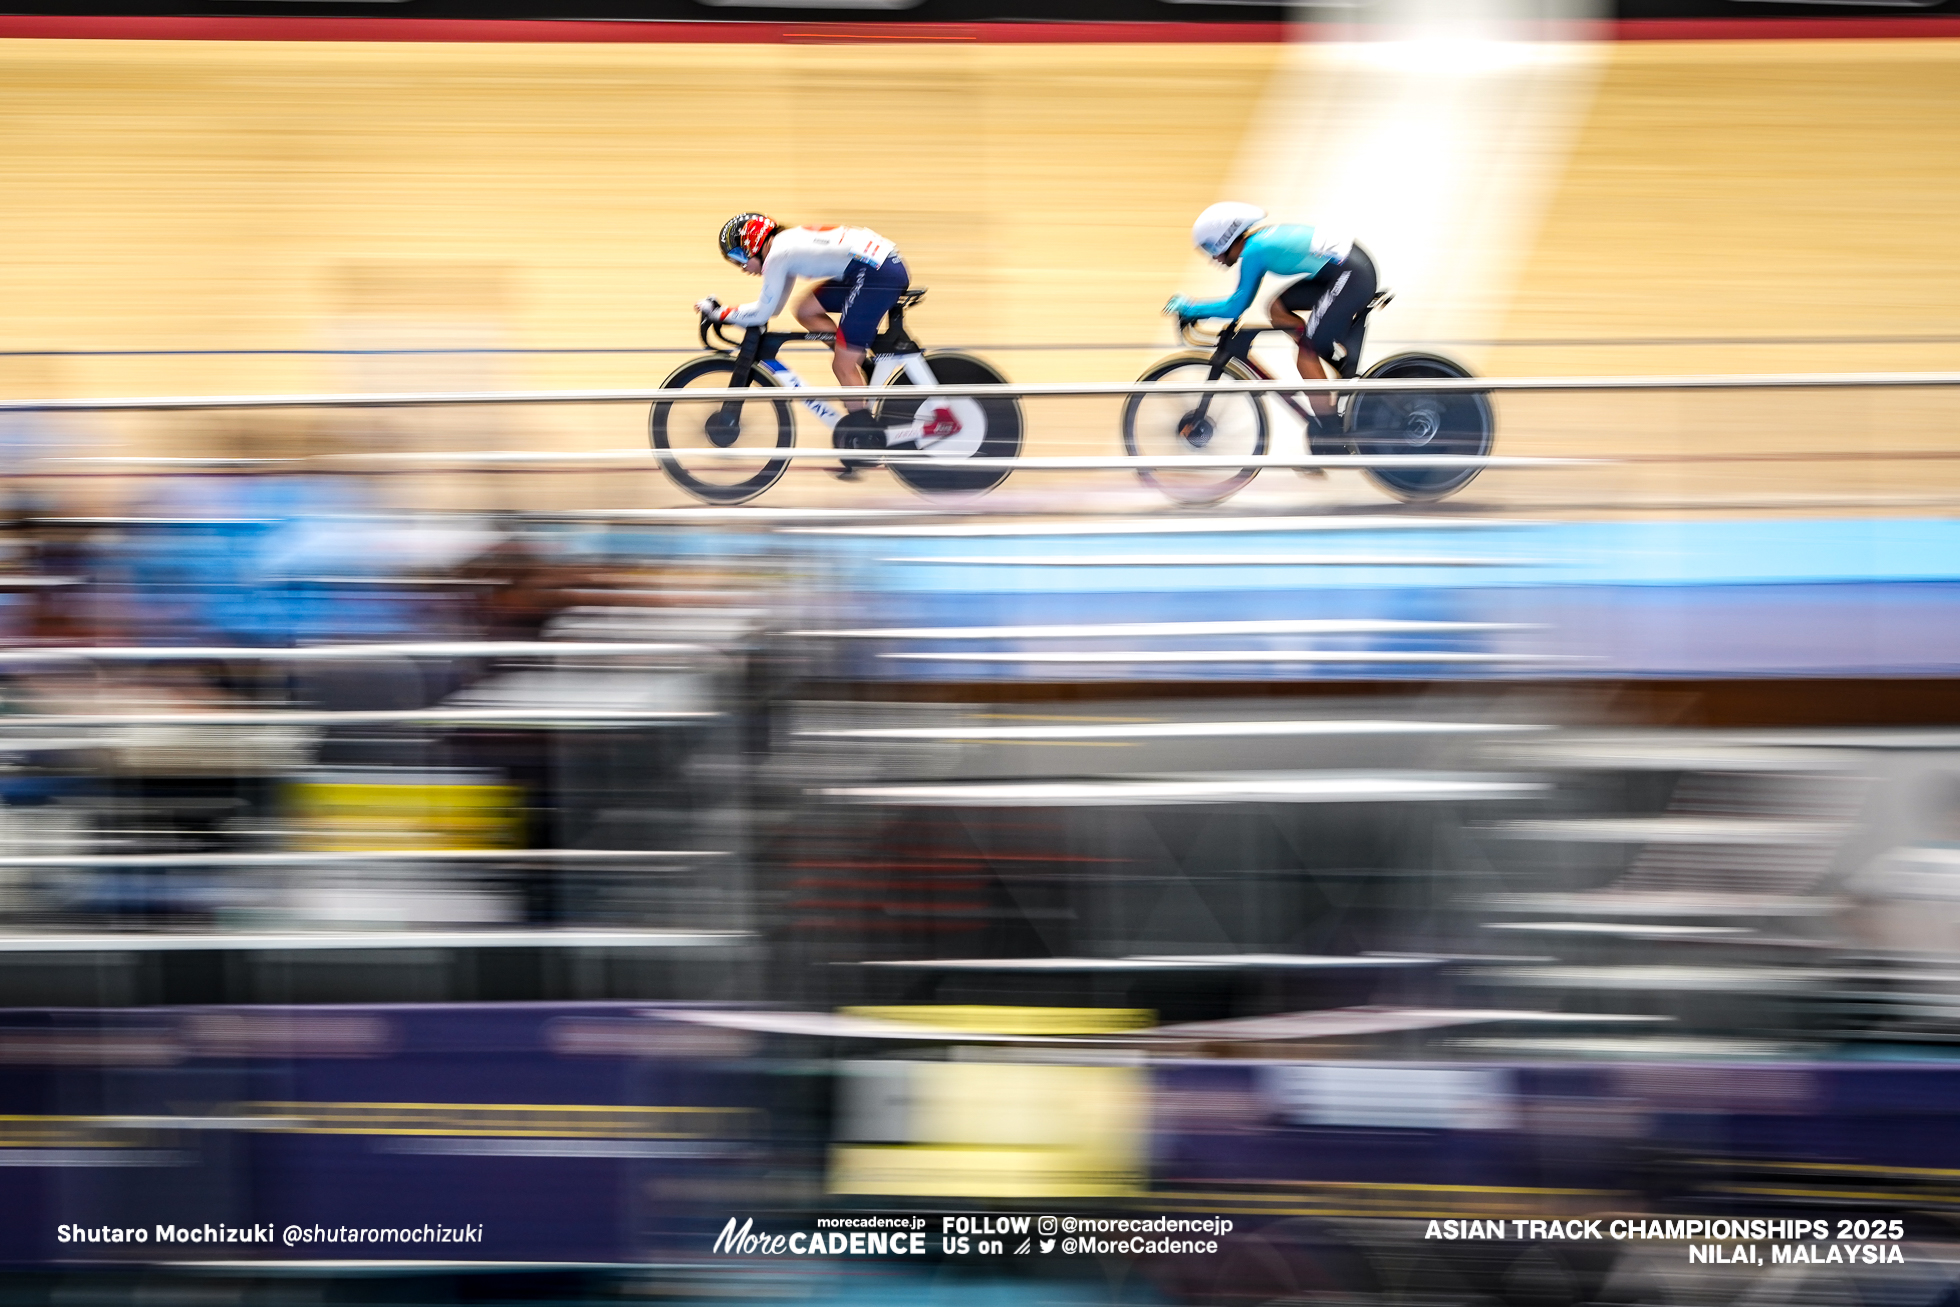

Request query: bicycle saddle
[{"left": 896, "top": 288, "right": 927, "bottom": 307}]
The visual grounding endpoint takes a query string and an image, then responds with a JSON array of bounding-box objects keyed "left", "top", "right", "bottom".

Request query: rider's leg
[
  {"left": 793, "top": 283, "right": 872, "bottom": 478},
  {"left": 794, "top": 288, "right": 838, "bottom": 336},
  {"left": 1269, "top": 298, "right": 1334, "bottom": 427},
  {"left": 1271, "top": 272, "right": 1339, "bottom": 429},
  {"left": 794, "top": 286, "right": 871, "bottom": 413},
  {"left": 1296, "top": 349, "right": 1338, "bottom": 427},
  {"left": 829, "top": 255, "right": 908, "bottom": 418},
  {"left": 831, "top": 341, "right": 870, "bottom": 412},
  {"left": 1285, "top": 245, "right": 1378, "bottom": 430}
]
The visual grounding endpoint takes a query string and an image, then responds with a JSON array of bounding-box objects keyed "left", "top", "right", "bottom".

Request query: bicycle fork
[{"left": 1174, "top": 355, "right": 1243, "bottom": 449}]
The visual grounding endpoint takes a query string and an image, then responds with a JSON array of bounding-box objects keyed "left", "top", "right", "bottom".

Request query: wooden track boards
[{"left": 0, "top": 35, "right": 1955, "bottom": 510}]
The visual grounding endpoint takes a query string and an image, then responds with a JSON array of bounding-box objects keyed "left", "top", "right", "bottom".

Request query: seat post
[
  {"left": 1335, "top": 316, "right": 1368, "bottom": 380},
  {"left": 1336, "top": 290, "right": 1395, "bottom": 379},
  {"left": 875, "top": 291, "right": 925, "bottom": 356}
]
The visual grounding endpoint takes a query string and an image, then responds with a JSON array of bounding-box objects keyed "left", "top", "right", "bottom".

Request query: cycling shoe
[
  {"left": 1305, "top": 411, "right": 1349, "bottom": 458},
  {"left": 832, "top": 409, "right": 886, "bottom": 478},
  {"left": 833, "top": 410, "right": 887, "bottom": 452}
]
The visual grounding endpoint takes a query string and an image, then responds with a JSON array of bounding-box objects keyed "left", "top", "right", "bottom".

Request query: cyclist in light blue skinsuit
[{"left": 1166, "top": 202, "right": 1378, "bottom": 440}]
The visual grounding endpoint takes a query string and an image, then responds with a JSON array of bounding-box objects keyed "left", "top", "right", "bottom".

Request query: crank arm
[
  {"left": 881, "top": 420, "right": 927, "bottom": 449},
  {"left": 883, "top": 401, "right": 967, "bottom": 451}
]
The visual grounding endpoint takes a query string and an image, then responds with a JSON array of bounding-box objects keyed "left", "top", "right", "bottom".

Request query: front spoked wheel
[
  {"left": 1122, "top": 355, "right": 1268, "bottom": 505},
  {"left": 879, "top": 352, "right": 1023, "bottom": 497},
  {"left": 1347, "top": 352, "right": 1493, "bottom": 502},
  {"left": 649, "top": 356, "right": 795, "bottom": 505}
]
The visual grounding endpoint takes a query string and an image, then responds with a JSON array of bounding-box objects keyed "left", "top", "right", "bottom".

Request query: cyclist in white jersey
[{"left": 696, "top": 213, "right": 909, "bottom": 420}]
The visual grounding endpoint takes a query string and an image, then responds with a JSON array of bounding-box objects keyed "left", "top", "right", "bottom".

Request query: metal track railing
[
  {"left": 8, "top": 371, "right": 1954, "bottom": 474},
  {"left": 6, "top": 370, "right": 1960, "bottom": 413}
]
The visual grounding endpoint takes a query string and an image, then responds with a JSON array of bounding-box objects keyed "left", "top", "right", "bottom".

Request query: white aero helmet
[{"left": 1192, "top": 201, "right": 1267, "bottom": 260}]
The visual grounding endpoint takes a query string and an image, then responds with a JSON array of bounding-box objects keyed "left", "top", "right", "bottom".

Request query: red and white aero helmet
[
  {"left": 1191, "top": 202, "right": 1267, "bottom": 260},
  {"left": 719, "top": 213, "right": 779, "bottom": 266}
]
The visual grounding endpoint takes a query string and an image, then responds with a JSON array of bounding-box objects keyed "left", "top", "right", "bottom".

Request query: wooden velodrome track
[{"left": 0, "top": 30, "right": 1956, "bottom": 512}]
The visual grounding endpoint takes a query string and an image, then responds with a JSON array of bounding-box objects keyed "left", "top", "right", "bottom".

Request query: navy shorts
[
  {"left": 1274, "top": 242, "right": 1378, "bottom": 368},
  {"left": 813, "top": 254, "right": 909, "bottom": 350}
]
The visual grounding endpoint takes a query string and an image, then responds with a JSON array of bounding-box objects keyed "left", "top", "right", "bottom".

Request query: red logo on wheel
[{"left": 921, "top": 407, "right": 962, "bottom": 439}]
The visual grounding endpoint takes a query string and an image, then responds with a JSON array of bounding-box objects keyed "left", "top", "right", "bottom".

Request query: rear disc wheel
[
  {"left": 1348, "top": 352, "right": 1492, "bottom": 501},
  {"left": 879, "top": 352, "right": 1023, "bottom": 497}
]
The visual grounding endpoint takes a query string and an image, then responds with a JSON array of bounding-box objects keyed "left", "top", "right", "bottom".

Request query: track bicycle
[
  {"left": 649, "top": 289, "right": 1024, "bottom": 505},
  {"left": 1121, "top": 291, "right": 1495, "bottom": 505}
]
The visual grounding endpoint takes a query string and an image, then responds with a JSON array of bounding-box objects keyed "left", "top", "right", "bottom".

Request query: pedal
[
  {"left": 832, "top": 409, "right": 885, "bottom": 476},
  {"left": 833, "top": 410, "right": 887, "bottom": 453},
  {"left": 1305, "top": 414, "right": 1348, "bottom": 457}
]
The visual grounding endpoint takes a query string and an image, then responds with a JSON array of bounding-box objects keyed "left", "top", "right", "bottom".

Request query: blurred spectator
[
  {"left": 0, "top": 513, "right": 105, "bottom": 647},
  {"left": 115, "top": 414, "right": 456, "bottom": 649},
  {"left": 452, "top": 519, "right": 597, "bottom": 643}
]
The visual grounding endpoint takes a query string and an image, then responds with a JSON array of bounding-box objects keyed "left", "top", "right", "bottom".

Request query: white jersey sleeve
[{"left": 723, "top": 226, "right": 897, "bottom": 328}]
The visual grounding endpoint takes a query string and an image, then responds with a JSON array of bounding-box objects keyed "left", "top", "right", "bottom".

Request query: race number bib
[{"left": 806, "top": 226, "right": 895, "bottom": 267}]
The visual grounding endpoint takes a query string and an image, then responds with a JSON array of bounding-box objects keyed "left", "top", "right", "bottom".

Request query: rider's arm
[
  {"left": 723, "top": 255, "right": 799, "bottom": 327},
  {"left": 1175, "top": 240, "right": 1271, "bottom": 321}
]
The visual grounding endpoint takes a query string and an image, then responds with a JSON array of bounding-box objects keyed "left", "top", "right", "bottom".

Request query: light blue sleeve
[{"left": 1178, "top": 242, "right": 1272, "bottom": 322}]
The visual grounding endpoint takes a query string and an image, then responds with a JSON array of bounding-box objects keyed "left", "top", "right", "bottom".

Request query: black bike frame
[
  {"left": 1180, "top": 297, "right": 1380, "bottom": 429},
  {"left": 1180, "top": 324, "right": 1311, "bottom": 431},
  {"left": 698, "top": 291, "right": 930, "bottom": 422},
  {"left": 698, "top": 291, "right": 928, "bottom": 373}
]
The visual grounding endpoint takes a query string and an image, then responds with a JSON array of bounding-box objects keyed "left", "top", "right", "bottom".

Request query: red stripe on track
[
  {"left": 0, "top": 14, "right": 1956, "bottom": 43},
  {"left": 1612, "top": 16, "right": 1960, "bottom": 40},
  {"left": 0, "top": 15, "right": 1287, "bottom": 43}
]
